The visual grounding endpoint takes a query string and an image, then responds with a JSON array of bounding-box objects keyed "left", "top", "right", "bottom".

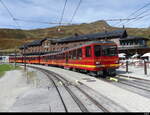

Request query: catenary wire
[
  {"left": 0, "top": 0, "right": 21, "bottom": 29},
  {"left": 59, "top": 0, "right": 68, "bottom": 26},
  {"left": 70, "top": 0, "right": 82, "bottom": 24},
  {"left": 113, "top": 2, "right": 150, "bottom": 27}
]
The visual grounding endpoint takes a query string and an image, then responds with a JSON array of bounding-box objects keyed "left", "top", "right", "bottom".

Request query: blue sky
[{"left": 0, "top": 0, "right": 150, "bottom": 30}]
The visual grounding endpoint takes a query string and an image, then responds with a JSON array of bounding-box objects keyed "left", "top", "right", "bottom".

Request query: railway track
[
  {"left": 31, "top": 66, "right": 89, "bottom": 112},
  {"left": 91, "top": 73, "right": 150, "bottom": 99},
  {"left": 28, "top": 66, "right": 108, "bottom": 112},
  {"left": 27, "top": 65, "right": 127, "bottom": 112},
  {"left": 116, "top": 75, "right": 150, "bottom": 91},
  {"left": 107, "top": 74, "right": 150, "bottom": 99}
]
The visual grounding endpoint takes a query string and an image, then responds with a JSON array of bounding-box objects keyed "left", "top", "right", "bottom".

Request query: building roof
[
  {"left": 52, "top": 29, "right": 127, "bottom": 43},
  {"left": 18, "top": 42, "right": 30, "bottom": 49},
  {"left": 120, "top": 36, "right": 149, "bottom": 41},
  {"left": 19, "top": 38, "right": 47, "bottom": 49},
  {"left": 28, "top": 38, "right": 47, "bottom": 46},
  {"left": 19, "top": 29, "right": 127, "bottom": 49}
]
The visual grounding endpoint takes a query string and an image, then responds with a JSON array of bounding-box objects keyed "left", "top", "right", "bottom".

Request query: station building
[
  {"left": 19, "top": 29, "right": 150, "bottom": 56},
  {"left": 119, "top": 36, "right": 150, "bottom": 55}
]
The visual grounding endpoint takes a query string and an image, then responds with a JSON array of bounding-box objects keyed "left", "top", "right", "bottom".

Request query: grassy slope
[
  {"left": 0, "top": 20, "right": 150, "bottom": 51},
  {"left": 0, "top": 64, "right": 21, "bottom": 77}
]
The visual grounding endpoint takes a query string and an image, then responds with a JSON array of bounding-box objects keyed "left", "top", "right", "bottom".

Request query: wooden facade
[{"left": 19, "top": 29, "right": 150, "bottom": 56}]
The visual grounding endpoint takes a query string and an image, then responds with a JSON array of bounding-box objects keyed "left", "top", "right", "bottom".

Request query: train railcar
[
  {"left": 25, "top": 55, "right": 40, "bottom": 64},
  {"left": 9, "top": 41, "right": 119, "bottom": 77},
  {"left": 41, "top": 41, "right": 119, "bottom": 77},
  {"left": 9, "top": 56, "right": 15, "bottom": 63},
  {"left": 9, "top": 56, "right": 23, "bottom": 63}
]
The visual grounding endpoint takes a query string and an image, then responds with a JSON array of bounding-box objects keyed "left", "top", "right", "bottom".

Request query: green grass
[{"left": 0, "top": 64, "right": 21, "bottom": 77}]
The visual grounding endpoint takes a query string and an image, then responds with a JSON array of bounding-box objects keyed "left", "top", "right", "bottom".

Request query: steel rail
[
  {"left": 41, "top": 67, "right": 110, "bottom": 112},
  {"left": 42, "top": 70, "right": 68, "bottom": 112},
  {"left": 21, "top": 64, "right": 128, "bottom": 112},
  {"left": 117, "top": 77, "right": 150, "bottom": 89},
  {"left": 28, "top": 66, "right": 88, "bottom": 112},
  {"left": 42, "top": 69, "right": 89, "bottom": 112},
  {"left": 117, "top": 74, "right": 150, "bottom": 82},
  {"left": 117, "top": 80, "right": 150, "bottom": 92}
]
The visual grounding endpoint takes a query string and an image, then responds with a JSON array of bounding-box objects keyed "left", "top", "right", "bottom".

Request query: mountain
[{"left": 0, "top": 20, "right": 150, "bottom": 51}]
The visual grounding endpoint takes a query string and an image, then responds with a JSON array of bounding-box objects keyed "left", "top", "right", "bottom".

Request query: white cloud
[{"left": 0, "top": 0, "right": 150, "bottom": 29}]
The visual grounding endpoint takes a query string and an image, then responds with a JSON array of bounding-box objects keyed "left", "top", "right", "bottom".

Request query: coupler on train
[
  {"left": 103, "top": 68, "right": 116, "bottom": 77},
  {"left": 89, "top": 68, "right": 116, "bottom": 78}
]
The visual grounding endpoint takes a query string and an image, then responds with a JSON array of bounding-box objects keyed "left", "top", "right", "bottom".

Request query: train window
[
  {"left": 46, "top": 56, "right": 48, "bottom": 62},
  {"left": 86, "top": 46, "right": 91, "bottom": 57},
  {"left": 72, "top": 50, "right": 77, "bottom": 59},
  {"left": 59, "top": 54, "right": 61, "bottom": 59},
  {"left": 56, "top": 55, "right": 58, "bottom": 60},
  {"left": 68, "top": 51, "right": 71, "bottom": 59},
  {"left": 52, "top": 55, "right": 53, "bottom": 59},
  {"left": 62, "top": 53, "right": 65, "bottom": 59},
  {"left": 94, "top": 45, "right": 101, "bottom": 57},
  {"left": 50, "top": 55, "right": 52, "bottom": 59},
  {"left": 60, "top": 54, "right": 62, "bottom": 59},
  {"left": 77, "top": 48, "right": 82, "bottom": 60},
  {"left": 61, "top": 54, "right": 63, "bottom": 59},
  {"left": 54, "top": 55, "right": 56, "bottom": 60},
  {"left": 65, "top": 53, "right": 68, "bottom": 59},
  {"left": 102, "top": 46, "right": 117, "bottom": 56},
  {"left": 70, "top": 51, "right": 73, "bottom": 59}
]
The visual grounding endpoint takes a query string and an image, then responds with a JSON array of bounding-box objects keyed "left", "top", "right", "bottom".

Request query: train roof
[{"left": 64, "top": 41, "right": 116, "bottom": 52}]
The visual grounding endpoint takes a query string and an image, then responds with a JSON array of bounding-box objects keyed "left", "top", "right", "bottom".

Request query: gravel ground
[
  {"left": 28, "top": 64, "right": 150, "bottom": 112},
  {"left": 0, "top": 69, "right": 31, "bottom": 112},
  {"left": 2, "top": 64, "right": 150, "bottom": 112},
  {"left": 0, "top": 67, "right": 51, "bottom": 112}
]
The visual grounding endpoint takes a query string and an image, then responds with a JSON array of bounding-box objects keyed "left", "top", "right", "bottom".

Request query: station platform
[{"left": 117, "top": 65, "right": 150, "bottom": 81}]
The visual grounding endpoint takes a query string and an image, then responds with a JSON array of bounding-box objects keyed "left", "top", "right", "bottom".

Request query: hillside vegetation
[{"left": 0, "top": 20, "right": 150, "bottom": 51}]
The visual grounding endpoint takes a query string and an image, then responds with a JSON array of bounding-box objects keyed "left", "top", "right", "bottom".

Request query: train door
[{"left": 84, "top": 45, "right": 93, "bottom": 70}]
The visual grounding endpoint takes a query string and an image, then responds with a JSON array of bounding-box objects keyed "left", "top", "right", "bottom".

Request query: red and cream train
[{"left": 9, "top": 41, "right": 120, "bottom": 77}]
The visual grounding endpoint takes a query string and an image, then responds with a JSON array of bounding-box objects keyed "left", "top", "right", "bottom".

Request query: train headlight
[
  {"left": 115, "top": 60, "right": 119, "bottom": 64},
  {"left": 96, "top": 62, "right": 100, "bottom": 65}
]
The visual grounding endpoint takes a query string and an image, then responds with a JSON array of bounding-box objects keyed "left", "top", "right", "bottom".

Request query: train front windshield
[{"left": 94, "top": 45, "right": 117, "bottom": 57}]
